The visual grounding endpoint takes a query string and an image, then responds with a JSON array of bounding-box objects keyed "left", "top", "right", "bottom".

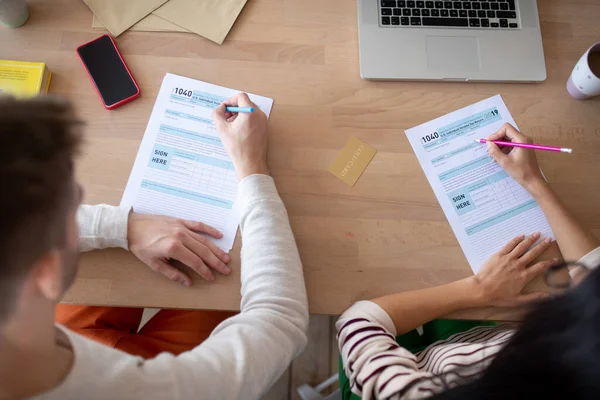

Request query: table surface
[{"left": 4, "top": 0, "right": 599, "bottom": 318}]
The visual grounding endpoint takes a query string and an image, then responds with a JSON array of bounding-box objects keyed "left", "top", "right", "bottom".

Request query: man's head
[{"left": 0, "top": 96, "right": 82, "bottom": 324}]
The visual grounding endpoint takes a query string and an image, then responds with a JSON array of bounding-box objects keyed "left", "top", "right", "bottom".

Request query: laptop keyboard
[{"left": 379, "top": 0, "right": 519, "bottom": 29}]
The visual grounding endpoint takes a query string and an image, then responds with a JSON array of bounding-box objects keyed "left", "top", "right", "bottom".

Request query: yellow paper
[
  {"left": 83, "top": 0, "right": 169, "bottom": 37},
  {"left": 153, "top": 0, "right": 247, "bottom": 44},
  {"left": 329, "top": 137, "right": 377, "bottom": 187},
  {"left": 92, "top": 13, "right": 190, "bottom": 33}
]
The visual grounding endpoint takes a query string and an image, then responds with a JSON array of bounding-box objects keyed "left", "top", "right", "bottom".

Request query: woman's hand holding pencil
[{"left": 483, "top": 123, "right": 550, "bottom": 192}]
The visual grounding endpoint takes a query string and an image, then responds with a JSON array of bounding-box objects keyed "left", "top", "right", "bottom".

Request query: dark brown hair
[
  {"left": 0, "top": 96, "right": 82, "bottom": 321},
  {"left": 431, "top": 264, "right": 600, "bottom": 400}
]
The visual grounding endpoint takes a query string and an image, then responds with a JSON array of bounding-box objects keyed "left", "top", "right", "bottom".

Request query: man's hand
[
  {"left": 127, "top": 213, "right": 231, "bottom": 286},
  {"left": 485, "top": 123, "right": 547, "bottom": 193},
  {"left": 473, "top": 233, "right": 556, "bottom": 307},
  {"left": 211, "top": 93, "right": 269, "bottom": 180}
]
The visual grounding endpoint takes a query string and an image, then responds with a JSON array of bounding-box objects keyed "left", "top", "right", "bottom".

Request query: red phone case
[{"left": 76, "top": 34, "right": 141, "bottom": 110}]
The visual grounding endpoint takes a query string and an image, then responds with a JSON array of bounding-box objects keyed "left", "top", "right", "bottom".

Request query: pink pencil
[{"left": 475, "top": 139, "right": 572, "bottom": 154}]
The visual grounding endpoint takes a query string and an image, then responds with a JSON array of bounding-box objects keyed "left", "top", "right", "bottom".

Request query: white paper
[
  {"left": 121, "top": 73, "right": 274, "bottom": 251},
  {"left": 405, "top": 95, "right": 554, "bottom": 273}
]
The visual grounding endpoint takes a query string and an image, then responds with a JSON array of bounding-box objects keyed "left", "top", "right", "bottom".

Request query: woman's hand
[
  {"left": 473, "top": 233, "right": 556, "bottom": 307},
  {"left": 485, "top": 123, "right": 548, "bottom": 193},
  {"left": 127, "top": 213, "right": 232, "bottom": 286}
]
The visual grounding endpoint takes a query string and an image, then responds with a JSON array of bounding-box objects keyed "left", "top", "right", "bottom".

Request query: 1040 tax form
[
  {"left": 405, "top": 95, "right": 554, "bottom": 273},
  {"left": 121, "top": 73, "right": 274, "bottom": 251}
]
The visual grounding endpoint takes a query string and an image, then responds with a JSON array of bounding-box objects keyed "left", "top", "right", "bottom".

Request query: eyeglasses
[{"left": 544, "top": 261, "right": 590, "bottom": 292}]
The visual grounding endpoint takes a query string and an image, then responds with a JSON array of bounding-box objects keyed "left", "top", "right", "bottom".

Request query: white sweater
[{"left": 34, "top": 175, "right": 309, "bottom": 400}]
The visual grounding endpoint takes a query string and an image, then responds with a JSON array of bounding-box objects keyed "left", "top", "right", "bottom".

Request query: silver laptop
[{"left": 358, "top": 0, "right": 546, "bottom": 82}]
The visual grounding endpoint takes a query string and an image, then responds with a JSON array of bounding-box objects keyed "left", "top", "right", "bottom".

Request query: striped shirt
[
  {"left": 337, "top": 247, "right": 600, "bottom": 400},
  {"left": 337, "top": 302, "right": 512, "bottom": 400}
]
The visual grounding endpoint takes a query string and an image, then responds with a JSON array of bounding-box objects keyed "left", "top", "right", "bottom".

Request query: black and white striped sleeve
[{"left": 336, "top": 301, "right": 441, "bottom": 400}]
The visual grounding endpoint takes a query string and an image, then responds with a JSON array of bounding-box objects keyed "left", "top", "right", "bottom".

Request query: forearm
[
  {"left": 528, "top": 181, "right": 599, "bottom": 261},
  {"left": 193, "top": 174, "right": 308, "bottom": 399},
  {"left": 372, "top": 277, "right": 485, "bottom": 335},
  {"left": 236, "top": 175, "right": 308, "bottom": 324},
  {"left": 336, "top": 301, "right": 435, "bottom": 400}
]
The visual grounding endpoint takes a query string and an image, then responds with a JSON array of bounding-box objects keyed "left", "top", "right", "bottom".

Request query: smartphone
[{"left": 76, "top": 35, "right": 140, "bottom": 110}]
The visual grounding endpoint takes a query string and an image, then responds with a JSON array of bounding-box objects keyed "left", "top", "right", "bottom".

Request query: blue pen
[{"left": 226, "top": 106, "right": 254, "bottom": 113}]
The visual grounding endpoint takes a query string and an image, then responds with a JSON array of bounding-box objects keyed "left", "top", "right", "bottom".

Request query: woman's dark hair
[{"left": 431, "top": 265, "right": 600, "bottom": 399}]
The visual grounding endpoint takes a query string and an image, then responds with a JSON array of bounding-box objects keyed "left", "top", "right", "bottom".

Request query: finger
[
  {"left": 509, "top": 232, "right": 541, "bottom": 258},
  {"left": 182, "top": 219, "right": 223, "bottom": 238},
  {"left": 515, "top": 292, "right": 549, "bottom": 305},
  {"left": 212, "top": 102, "right": 228, "bottom": 123},
  {"left": 525, "top": 259, "right": 557, "bottom": 282},
  {"left": 165, "top": 240, "right": 215, "bottom": 282},
  {"left": 190, "top": 232, "right": 231, "bottom": 264},
  {"left": 485, "top": 125, "right": 510, "bottom": 142},
  {"left": 484, "top": 126, "right": 513, "bottom": 155},
  {"left": 212, "top": 104, "right": 235, "bottom": 130},
  {"left": 501, "top": 123, "right": 531, "bottom": 144},
  {"left": 216, "top": 94, "right": 248, "bottom": 123},
  {"left": 221, "top": 93, "right": 247, "bottom": 107},
  {"left": 150, "top": 260, "right": 191, "bottom": 287},
  {"left": 519, "top": 237, "right": 553, "bottom": 266},
  {"left": 236, "top": 92, "right": 258, "bottom": 109},
  {"left": 181, "top": 220, "right": 231, "bottom": 264},
  {"left": 185, "top": 235, "right": 232, "bottom": 275},
  {"left": 486, "top": 141, "right": 509, "bottom": 167},
  {"left": 223, "top": 93, "right": 241, "bottom": 107},
  {"left": 499, "top": 234, "right": 526, "bottom": 254}
]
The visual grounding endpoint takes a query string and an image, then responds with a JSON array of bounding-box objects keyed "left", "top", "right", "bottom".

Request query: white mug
[{"left": 567, "top": 43, "right": 600, "bottom": 100}]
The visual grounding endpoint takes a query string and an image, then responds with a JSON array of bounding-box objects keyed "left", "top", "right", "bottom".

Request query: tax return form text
[
  {"left": 405, "top": 95, "right": 554, "bottom": 273},
  {"left": 121, "top": 73, "right": 274, "bottom": 251}
]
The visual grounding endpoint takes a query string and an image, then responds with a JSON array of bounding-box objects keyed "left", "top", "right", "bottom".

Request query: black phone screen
[{"left": 77, "top": 35, "right": 138, "bottom": 107}]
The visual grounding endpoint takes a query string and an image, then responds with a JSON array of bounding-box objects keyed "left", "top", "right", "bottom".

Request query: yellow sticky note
[{"left": 329, "top": 137, "right": 376, "bottom": 187}]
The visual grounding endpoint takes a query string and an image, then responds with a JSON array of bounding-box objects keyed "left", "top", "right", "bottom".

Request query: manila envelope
[
  {"left": 329, "top": 137, "right": 377, "bottom": 187},
  {"left": 153, "top": 0, "right": 248, "bottom": 44},
  {"left": 92, "top": 14, "right": 190, "bottom": 33},
  {"left": 83, "top": 0, "right": 170, "bottom": 37}
]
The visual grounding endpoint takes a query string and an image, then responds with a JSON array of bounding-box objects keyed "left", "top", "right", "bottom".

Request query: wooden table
[{"left": 3, "top": 0, "right": 599, "bottom": 318}]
